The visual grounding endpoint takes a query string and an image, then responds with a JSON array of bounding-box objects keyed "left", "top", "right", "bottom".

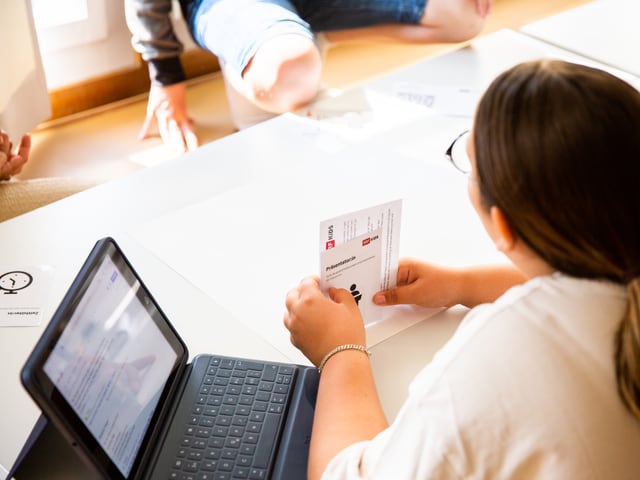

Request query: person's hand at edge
[
  {"left": 139, "top": 82, "right": 198, "bottom": 153},
  {"left": 0, "top": 131, "right": 30, "bottom": 181}
]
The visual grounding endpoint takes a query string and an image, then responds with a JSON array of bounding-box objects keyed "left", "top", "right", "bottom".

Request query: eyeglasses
[{"left": 444, "top": 130, "right": 471, "bottom": 174}]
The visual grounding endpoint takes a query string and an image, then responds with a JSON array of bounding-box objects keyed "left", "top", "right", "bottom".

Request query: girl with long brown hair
[{"left": 284, "top": 59, "right": 640, "bottom": 479}]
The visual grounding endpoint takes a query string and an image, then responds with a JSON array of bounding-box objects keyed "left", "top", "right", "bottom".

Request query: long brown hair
[{"left": 473, "top": 59, "right": 640, "bottom": 418}]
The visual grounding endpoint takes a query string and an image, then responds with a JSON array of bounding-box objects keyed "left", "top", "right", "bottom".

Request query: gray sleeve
[
  {"left": 124, "top": 0, "right": 184, "bottom": 61},
  {"left": 124, "top": 0, "right": 186, "bottom": 85}
]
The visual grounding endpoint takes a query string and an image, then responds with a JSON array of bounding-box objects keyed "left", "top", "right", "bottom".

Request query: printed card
[
  {"left": 319, "top": 199, "right": 402, "bottom": 325},
  {"left": 0, "top": 265, "right": 54, "bottom": 327}
]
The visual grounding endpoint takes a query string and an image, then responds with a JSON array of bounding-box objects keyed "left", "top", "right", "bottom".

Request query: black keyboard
[{"left": 169, "top": 357, "right": 296, "bottom": 480}]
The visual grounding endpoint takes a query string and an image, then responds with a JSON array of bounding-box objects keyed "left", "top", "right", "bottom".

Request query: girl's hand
[
  {"left": 373, "top": 258, "right": 463, "bottom": 308},
  {"left": 284, "top": 276, "right": 366, "bottom": 367}
]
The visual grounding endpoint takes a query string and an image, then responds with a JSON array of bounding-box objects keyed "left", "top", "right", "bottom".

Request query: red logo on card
[
  {"left": 326, "top": 240, "right": 335, "bottom": 250},
  {"left": 362, "top": 237, "right": 371, "bottom": 246}
]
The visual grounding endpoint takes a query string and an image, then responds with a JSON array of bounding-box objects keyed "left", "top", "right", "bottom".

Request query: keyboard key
[
  {"left": 233, "top": 467, "right": 249, "bottom": 478},
  {"left": 274, "top": 384, "right": 289, "bottom": 394},
  {"left": 225, "top": 437, "right": 241, "bottom": 448},
  {"left": 212, "top": 426, "right": 228, "bottom": 437},
  {"left": 249, "top": 469, "right": 266, "bottom": 480},
  {"left": 253, "top": 414, "right": 280, "bottom": 469},
  {"left": 193, "top": 440, "right": 207, "bottom": 449},
  {"left": 255, "top": 392, "right": 270, "bottom": 403},
  {"left": 220, "top": 405, "right": 235, "bottom": 416},
  {"left": 271, "top": 393, "right": 286, "bottom": 404},
  {"left": 222, "top": 449, "right": 238, "bottom": 460},
  {"left": 208, "top": 437, "right": 224, "bottom": 449},
  {"left": 235, "top": 406, "right": 250, "bottom": 416},
  {"left": 188, "top": 451, "right": 203, "bottom": 461},
  {"left": 220, "top": 359, "right": 235, "bottom": 369},
  {"left": 205, "top": 449, "right": 220, "bottom": 460},
  {"left": 202, "top": 460, "right": 217, "bottom": 470},
  {"left": 244, "top": 433, "right": 258, "bottom": 444},
  {"left": 183, "top": 461, "right": 199, "bottom": 472},
  {"left": 239, "top": 444, "right": 255, "bottom": 456},
  {"left": 232, "top": 416, "right": 248, "bottom": 427},
  {"left": 261, "top": 366, "right": 277, "bottom": 382},
  {"left": 216, "top": 416, "right": 231, "bottom": 426},
  {"left": 247, "top": 422, "right": 261, "bottom": 434},
  {"left": 258, "top": 382, "right": 273, "bottom": 392},
  {"left": 234, "top": 360, "right": 264, "bottom": 371},
  {"left": 241, "top": 386, "right": 256, "bottom": 395},
  {"left": 253, "top": 401, "right": 267, "bottom": 412},
  {"left": 200, "top": 417, "right": 214, "bottom": 427}
]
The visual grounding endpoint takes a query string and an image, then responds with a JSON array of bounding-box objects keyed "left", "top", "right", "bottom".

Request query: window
[
  {"left": 29, "top": 0, "right": 216, "bottom": 119},
  {"left": 31, "top": 0, "right": 134, "bottom": 89},
  {"left": 31, "top": 0, "right": 107, "bottom": 52}
]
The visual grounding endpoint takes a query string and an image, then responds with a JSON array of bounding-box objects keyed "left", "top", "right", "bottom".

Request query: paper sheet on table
[
  {"left": 320, "top": 199, "right": 402, "bottom": 325},
  {"left": 392, "top": 83, "right": 482, "bottom": 117},
  {"left": 291, "top": 86, "right": 432, "bottom": 149},
  {"left": 0, "top": 265, "right": 54, "bottom": 327}
]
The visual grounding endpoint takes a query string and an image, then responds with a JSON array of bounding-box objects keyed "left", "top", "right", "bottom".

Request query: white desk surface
[
  {"left": 363, "top": 27, "right": 640, "bottom": 101},
  {"left": 1, "top": 28, "right": 638, "bottom": 475},
  {"left": 521, "top": 0, "right": 640, "bottom": 77}
]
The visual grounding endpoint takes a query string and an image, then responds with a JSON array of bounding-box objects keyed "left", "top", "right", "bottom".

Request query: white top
[{"left": 324, "top": 273, "right": 640, "bottom": 479}]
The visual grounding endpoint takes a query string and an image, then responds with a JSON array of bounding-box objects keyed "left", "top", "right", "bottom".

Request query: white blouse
[{"left": 323, "top": 273, "right": 640, "bottom": 479}]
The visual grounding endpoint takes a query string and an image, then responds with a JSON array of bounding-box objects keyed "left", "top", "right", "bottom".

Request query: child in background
[{"left": 125, "top": 0, "right": 493, "bottom": 150}]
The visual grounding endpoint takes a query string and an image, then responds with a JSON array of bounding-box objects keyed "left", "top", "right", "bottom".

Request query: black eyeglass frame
[{"left": 444, "top": 129, "right": 471, "bottom": 174}]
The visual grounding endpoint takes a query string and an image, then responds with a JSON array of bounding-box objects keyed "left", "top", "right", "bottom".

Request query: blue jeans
[{"left": 185, "top": 0, "right": 427, "bottom": 73}]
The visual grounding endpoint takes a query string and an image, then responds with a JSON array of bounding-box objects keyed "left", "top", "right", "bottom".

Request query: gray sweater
[{"left": 124, "top": 0, "right": 193, "bottom": 85}]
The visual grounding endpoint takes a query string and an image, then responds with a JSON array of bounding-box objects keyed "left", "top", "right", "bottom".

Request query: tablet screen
[{"left": 38, "top": 243, "right": 181, "bottom": 477}]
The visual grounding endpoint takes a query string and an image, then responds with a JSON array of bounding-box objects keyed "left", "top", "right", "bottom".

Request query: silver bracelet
[{"left": 318, "top": 344, "right": 371, "bottom": 374}]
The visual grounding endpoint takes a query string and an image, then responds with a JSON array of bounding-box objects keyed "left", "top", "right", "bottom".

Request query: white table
[
  {"left": 1, "top": 28, "right": 637, "bottom": 477},
  {"left": 0, "top": 115, "right": 479, "bottom": 476},
  {"left": 521, "top": 0, "right": 640, "bottom": 77}
]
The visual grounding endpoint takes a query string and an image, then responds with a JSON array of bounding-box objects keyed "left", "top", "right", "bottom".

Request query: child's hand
[{"left": 0, "top": 131, "right": 30, "bottom": 180}]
